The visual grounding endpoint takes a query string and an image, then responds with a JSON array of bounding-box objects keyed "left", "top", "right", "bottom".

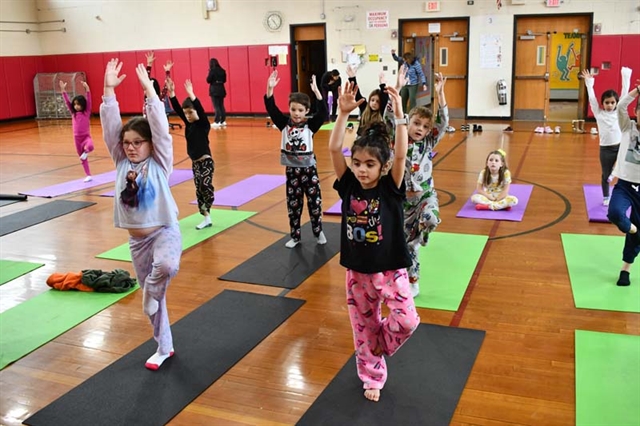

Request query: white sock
[
  {"left": 285, "top": 239, "right": 300, "bottom": 248},
  {"left": 145, "top": 348, "right": 174, "bottom": 370},
  {"left": 316, "top": 231, "right": 327, "bottom": 245},
  {"left": 142, "top": 291, "right": 159, "bottom": 316},
  {"left": 409, "top": 283, "right": 420, "bottom": 298},
  {"left": 83, "top": 176, "right": 93, "bottom": 182},
  {"left": 196, "top": 215, "right": 212, "bottom": 230},
  {"left": 80, "top": 152, "right": 88, "bottom": 161}
]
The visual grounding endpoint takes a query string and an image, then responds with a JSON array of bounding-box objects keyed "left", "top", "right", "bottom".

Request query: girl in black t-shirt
[{"left": 329, "top": 80, "right": 420, "bottom": 402}]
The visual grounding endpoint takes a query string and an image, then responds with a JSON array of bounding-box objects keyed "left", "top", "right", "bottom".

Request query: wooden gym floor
[{"left": 0, "top": 116, "right": 637, "bottom": 425}]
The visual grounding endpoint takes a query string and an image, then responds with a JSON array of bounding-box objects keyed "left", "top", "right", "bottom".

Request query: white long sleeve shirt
[{"left": 585, "top": 78, "right": 621, "bottom": 147}]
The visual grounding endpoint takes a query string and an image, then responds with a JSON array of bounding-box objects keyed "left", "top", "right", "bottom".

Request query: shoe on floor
[
  {"left": 472, "top": 124, "right": 479, "bottom": 132},
  {"left": 477, "top": 125, "right": 483, "bottom": 132},
  {"left": 211, "top": 122, "right": 221, "bottom": 128},
  {"left": 83, "top": 176, "right": 93, "bottom": 182},
  {"left": 616, "top": 270, "right": 630, "bottom": 286},
  {"left": 590, "top": 127, "right": 598, "bottom": 135},
  {"left": 554, "top": 126, "right": 561, "bottom": 133},
  {"left": 534, "top": 127, "right": 544, "bottom": 133},
  {"left": 544, "top": 126, "right": 553, "bottom": 134},
  {"left": 316, "top": 231, "right": 327, "bottom": 245},
  {"left": 285, "top": 239, "right": 300, "bottom": 249},
  {"left": 445, "top": 125, "right": 456, "bottom": 133},
  {"left": 221, "top": 121, "right": 227, "bottom": 127},
  {"left": 503, "top": 126, "right": 513, "bottom": 132},
  {"left": 603, "top": 197, "right": 610, "bottom": 206}
]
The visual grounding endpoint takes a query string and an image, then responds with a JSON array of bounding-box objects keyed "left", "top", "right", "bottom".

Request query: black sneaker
[
  {"left": 616, "top": 270, "right": 631, "bottom": 286},
  {"left": 472, "top": 124, "right": 479, "bottom": 132}
]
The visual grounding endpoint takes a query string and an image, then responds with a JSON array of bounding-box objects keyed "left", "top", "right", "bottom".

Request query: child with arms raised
[
  {"left": 345, "top": 64, "right": 390, "bottom": 136},
  {"left": 100, "top": 59, "right": 181, "bottom": 370},
  {"left": 264, "top": 70, "right": 327, "bottom": 248},
  {"left": 471, "top": 149, "right": 519, "bottom": 211},
  {"left": 330, "top": 80, "right": 420, "bottom": 402},
  {"left": 59, "top": 79, "right": 94, "bottom": 182},
  {"left": 167, "top": 77, "right": 215, "bottom": 230}
]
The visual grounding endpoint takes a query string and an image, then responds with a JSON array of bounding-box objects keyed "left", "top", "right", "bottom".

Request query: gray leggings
[{"left": 600, "top": 144, "right": 619, "bottom": 198}]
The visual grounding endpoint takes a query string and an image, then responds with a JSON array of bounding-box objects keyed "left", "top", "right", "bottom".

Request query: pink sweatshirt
[{"left": 63, "top": 91, "right": 92, "bottom": 137}]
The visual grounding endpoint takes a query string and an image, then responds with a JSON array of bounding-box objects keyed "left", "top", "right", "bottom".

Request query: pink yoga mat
[
  {"left": 99, "top": 169, "right": 194, "bottom": 197},
  {"left": 456, "top": 184, "right": 533, "bottom": 222},
  {"left": 19, "top": 170, "right": 118, "bottom": 198},
  {"left": 583, "top": 184, "right": 630, "bottom": 222},
  {"left": 191, "top": 174, "right": 286, "bottom": 207}
]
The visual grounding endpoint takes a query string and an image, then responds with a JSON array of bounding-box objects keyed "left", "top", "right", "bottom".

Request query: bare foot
[{"left": 364, "top": 389, "right": 380, "bottom": 402}]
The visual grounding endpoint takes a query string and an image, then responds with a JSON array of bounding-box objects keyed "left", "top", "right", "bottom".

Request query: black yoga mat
[
  {"left": 24, "top": 290, "right": 304, "bottom": 426},
  {"left": 0, "top": 200, "right": 19, "bottom": 207},
  {"left": 0, "top": 200, "right": 95, "bottom": 237},
  {"left": 296, "top": 323, "right": 485, "bottom": 426},
  {"left": 219, "top": 222, "right": 341, "bottom": 289}
]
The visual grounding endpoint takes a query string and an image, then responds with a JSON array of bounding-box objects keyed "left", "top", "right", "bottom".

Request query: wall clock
[{"left": 264, "top": 11, "right": 283, "bottom": 31}]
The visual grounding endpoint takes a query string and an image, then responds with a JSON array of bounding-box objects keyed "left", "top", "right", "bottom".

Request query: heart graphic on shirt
[{"left": 351, "top": 199, "right": 368, "bottom": 214}]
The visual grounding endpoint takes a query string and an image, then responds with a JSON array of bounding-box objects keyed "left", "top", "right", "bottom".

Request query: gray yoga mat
[
  {"left": 296, "top": 323, "right": 485, "bottom": 426},
  {"left": 219, "top": 222, "right": 341, "bottom": 289},
  {"left": 24, "top": 290, "right": 305, "bottom": 426},
  {"left": 0, "top": 200, "right": 96, "bottom": 237}
]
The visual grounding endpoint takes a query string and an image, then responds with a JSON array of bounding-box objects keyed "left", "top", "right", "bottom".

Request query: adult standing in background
[
  {"left": 391, "top": 49, "right": 428, "bottom": 112},
  {"left": 207, "top": 58, "right": 227, "bottom": 128},
  {"left": 320, "top": 69, "right": 341, "bottom": 122}
]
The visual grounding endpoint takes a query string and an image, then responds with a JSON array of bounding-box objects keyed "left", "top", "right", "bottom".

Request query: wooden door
[
  {"left": 292, "top": 25, "right": 325, "bottom": 99},
  {"left": 514, "top": 15, "right": 591, "bottom": 121},
  {"left": 402, "top": 19, "right": 469, "bottom": 118}
]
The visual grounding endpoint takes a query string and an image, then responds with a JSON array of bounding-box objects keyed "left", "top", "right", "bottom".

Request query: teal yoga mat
[
  {"left": 96, "top": 209, "right": 256, "bottom": 262},
  {"left": 561, "top": 233, "right": 640, "bottom": 313},
  {"left": 414, "top": 232, "right": 488, "bottom": 311},
  {"left": 0, "top": 286, "right": 138, "bottom": 370},
  {"left": 575, "top": 330, "right": 640, "bottom": 426},
  {"left": 0, "top": 260, "right": 44, "bottom": 285}
]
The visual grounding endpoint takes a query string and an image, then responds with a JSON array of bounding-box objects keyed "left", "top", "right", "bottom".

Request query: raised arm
[
  {"left": 81, "top": 81, "right": 92, "bottom": 114},
  {"left": 100, "top": 58, "right": 127, "bottom": 163},
  {"left": 621, "top": 66, "right": 632, "bottom": 97},
  {"left": 166, "top": 77, "right": 187, "bottom": 124},
  {"left": 618, "top": 76, "right": 639, "bottom": 132},
  {"left": 387, "top": 86, "right": 407, "bottom": 188},
  {"left": 391, "top": 49, "right": 404, "bottom": 65},
  {"left": 307, "top": 74, "right": 327, "bottom": 133},
  {"left": 59, "top": 81, "right": 73, "bottom": 112},
  {"left": 185, "top": 79, "right": 209, "bottom": 126},
  {"left": 431, "top": 72, "right": 449, "bottom": 148},
  {"left": 330, "top": 81, "right": 364, "bottom": 180},
  {"left": 346, "top": 65, "right": 366, "bottom": 114},
  {"left": 264, "top": 70, "right": 289, "bottom": 130},
  {"left": 581, "top": 69, "right": 600, "bottom": 115}
]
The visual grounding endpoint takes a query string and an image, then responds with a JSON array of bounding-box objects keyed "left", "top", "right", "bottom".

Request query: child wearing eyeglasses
[{"left": 100, "top": 59, "right": 182, "bottom": 370}]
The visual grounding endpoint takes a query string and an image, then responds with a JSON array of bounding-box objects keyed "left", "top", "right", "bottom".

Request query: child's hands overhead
[
  {"left": 580, "top": 69, "right": 593, "bottom": 80},
  {"left": 145, "top": 51, "right": 155, "bottom": 66},
  {"left": 385, "top": 86, "right": 404, "bottom": 117},
  {"left": 135, "top": 63, "right": 155, "bottom": 97},
  {"left": 379, "top": 71, "right": 386, "bottom": 85},
  {"left": 396, "top": 64, "right": 409, "bottom": 90},
  {"left": 267, "top": 70, "right": 280, "bottom": 89},
  {"left": 165, "top": 77, "right": 175, "bottom": 96},
  {"left": 184, "top": 79, "right": 195, "bottom": 97},
  {"left": 337, "top": 80, "right": 364, "bottom": 114},
  {"left": 310, "top": 74, "right": 322, "bottom": 99},
  {"left": 346, "top": 64, "right": 356, "bottom": 78},
  {"left": 163, "top": 60, "right": 174, "bottom": 72},
  {"left": 434, "top": 72, "right": 446, "bottom": 94},
  {"left": 81, "top": 81, "right": 90, "bottom": 92},
  {"left": 104, "top": 59, "right": 127, "bottom": 90},
  {"left": 59, "top": 80, "right": 67, "bottom": 92}
]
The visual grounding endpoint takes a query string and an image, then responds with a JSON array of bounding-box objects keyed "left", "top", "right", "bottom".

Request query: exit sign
[
  {"left": 426, "top": 1, "right": 440, "bottom": 12},
  {"left": 546, "top": 0, "right": 560, "bottom": 6}
]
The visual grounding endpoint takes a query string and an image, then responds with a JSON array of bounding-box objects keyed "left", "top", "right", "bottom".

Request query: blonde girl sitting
[{"left": 472, "top": 149, "right": 519, "bottom": 211}]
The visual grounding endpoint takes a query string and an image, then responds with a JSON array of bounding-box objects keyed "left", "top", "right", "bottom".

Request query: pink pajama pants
[
  {"left": 74, "top": 134, "right": 94, "bottom": 176},
  {"left": 346, "top": 268, "right": 420, "bottom": 389},
  {"left": 129, "top": 224, "right": 182, "bottom": 355}
]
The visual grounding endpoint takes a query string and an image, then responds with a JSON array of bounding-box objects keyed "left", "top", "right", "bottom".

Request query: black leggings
[
  {"left": 211, "top": 96, "right": 226, "bottom": 124},
  {"left": 600, "top": 144, "right": 619, "bottom": 198}
]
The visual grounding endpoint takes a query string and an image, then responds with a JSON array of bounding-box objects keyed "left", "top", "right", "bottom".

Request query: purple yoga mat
[
  {"left": 19, "top": 170, "right": 118, "bottom": 198},
  {"left": 99, "top": 169, "right": 194, "bottom": 197},
  {"left": 190, "top": 174, "right": 286, "bottom": 207},
  {"left": 456, "top": 184, "right": 534, "bottom": 222},
  {"left": 325, "top": 200, "right": 341, "bottom": 215},
  {"left": 583, "top": 184, "right": 630, "bottom": 222}
]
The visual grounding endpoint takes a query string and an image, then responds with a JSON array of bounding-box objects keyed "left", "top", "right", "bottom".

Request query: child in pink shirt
[{"left": 60, "top": 80, "right": 95, "bottom": 182}]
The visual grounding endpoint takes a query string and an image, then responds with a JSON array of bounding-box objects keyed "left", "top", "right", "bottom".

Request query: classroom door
[
  {"left": 513, "top": 15, "right": 591, "bottom": 121},
  {"left": 291, "top": 24, "right": 327, "bottom": 107}
]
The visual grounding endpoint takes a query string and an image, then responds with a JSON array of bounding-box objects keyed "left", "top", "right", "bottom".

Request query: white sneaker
[
  {"left": 409, "top": 283, "right": 420, "bottom": 298},
  {"left": 607, "top": 174, "right": 614, "bottom": 183},
  {"left": 221, "top": 121, "right": 227, "bottom": 127},
  {"left": 603, "top": 197, "right": 610, "bottom": 206},
  {"left": 554, "top": 126, "right": 561, "bottom": 133},
  {"left": 544, "top": 126, "right": 553, "bottom": 134},
  {"left": 285, "top": 239, "right": 300, "bottom": 248},
  {"left": 211, "top": 122, "right": 221, "bottom": 128},
  {"left": 80, "top": 152, "right": 88, "bottom": 161},
  {"left": 84, "top": 176, "right": 93, "bottom": 182},
  {"left": 590, "top": 127, "right": 598, "bottom": 135},
  {"left": 316, "top": 231, "right": 327, "bottom": 245},
  {"left": 534, "top": 127, "right": 544, "bottom": 133}
]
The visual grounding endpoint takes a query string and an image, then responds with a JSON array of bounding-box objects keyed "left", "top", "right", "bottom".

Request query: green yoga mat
[
  {"left": 96, "top": 209, "right": 256, "bottom": 262},
  {"left": 561, "top": 233, "right": 640, "bottom": 313},
  {"left": 414, "top": 232, "right": 488, "bottom": 311},
  {"left": 0, "top": 260, "right": 44, "bottom": 285},
  {"left": 0, "top": 286, "right": 138, "bottom": 370},
  {"left": 319, "top": 121, "right": 358, "bottom": 131},
  {"left": 576, "top": 330, "right": 640, "bottom": 426}
]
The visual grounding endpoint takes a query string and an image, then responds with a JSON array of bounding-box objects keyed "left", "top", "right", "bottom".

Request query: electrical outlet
[{"left": 467, "top": 0, "right": 474, "bottom": 4}]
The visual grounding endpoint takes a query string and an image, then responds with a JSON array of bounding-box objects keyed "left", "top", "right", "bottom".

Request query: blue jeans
[{"left": 607, "top": 179, "right": 640, "bottom": 264}]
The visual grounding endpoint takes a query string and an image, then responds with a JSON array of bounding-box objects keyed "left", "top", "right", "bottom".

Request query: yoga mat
[
  {"left": 0, "top": 200, "right": 96, "bottom": 237},
  {"left": 24, "top": 290, "right": 305, "bottom": 426},
  {"left": 296, "top": 323, "right": 485, "bottom": 426},
  {"left": 455, "top": 184, "right": 534, "bottom": 222},
  {"left": 96, "top": 209, "right": 256, "bottom": 262},
  {"left": 0, "top": 260, "right": 44, "bottom": 286},
  {"left": 575, "top": 330, "right": 640, "bottom": 426},
  {"left": 19, "top": 170, "right": 117, "bottom": 198},
  {"left": 583, "top": 184, "right": 630, "bottom": 222},
  {"left": 414, "top": 232, "right": 488, "bottom": 311},
  {"left": 99, "top": 169, "right": 194, "bottom": 197},
  {"left": 219, "top": 222, "right": 341, "bottom": 289},
  {"left": 561, "top": 233, "right": 640, "bottom": 313},
  {"left": 0, "top": 199, "right": 19, "bottom": 207},
  {"left": 320, "top": 121, "right": 358, "bottom": 131},
  {"left": 325, "top": 200, "right": 341, "bottom": 215},
  {"left": 0, "top": 286, "right": 138, "bottom": 370},
  {"left": 190, "top": 174, "right": 286, "bottom": 207}
]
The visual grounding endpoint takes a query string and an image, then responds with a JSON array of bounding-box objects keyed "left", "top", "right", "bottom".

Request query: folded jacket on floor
[
  {"left": 46, "top": 272, "right": 94, "bottom": 292},
  {"left": 81, "top": 269, "right": 137, "bottom": 293}
]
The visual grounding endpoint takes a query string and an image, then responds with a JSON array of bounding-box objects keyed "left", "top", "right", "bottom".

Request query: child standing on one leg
[
  {"left": 100, "top": 59, "right": 182, "bottom": 370},
  {"left": 471, "top": 149, "right": 519, "bottom": 211},
  {"left": 387, "top": 72, "right": 449, "bottom": 297},
  {"left": 264, "top": 71, "right": 327, "bottom": 248},
  {"left": 607, "top": 68, "right": 640, "bottom": 287},
  {"left": 167, "top": 77, "right": 215, "bottom": 230},
  {"left": 60, "top": 80, "right": 94, "bottom": 182},
  {"left": 330, "top": 80, "right": 420, "bottom": 402}
]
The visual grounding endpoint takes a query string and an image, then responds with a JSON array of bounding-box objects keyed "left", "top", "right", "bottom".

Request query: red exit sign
[
  {"left": 426, "top": 1, "right": 440, "bottom": 12},
  {"left": 546, "top": 0, "right": 560, "bottom": 6}
]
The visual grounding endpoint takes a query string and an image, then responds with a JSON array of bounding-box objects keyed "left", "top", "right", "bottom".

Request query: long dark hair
[
  {"left": 209, "top": 58, "right": 220, "bottom": 69},
  {"left": 71, "top": 95, "right": 87, "bottom": 113},
  {"left": 352, "top": 121, "right": 392, "bottom": 167}
]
